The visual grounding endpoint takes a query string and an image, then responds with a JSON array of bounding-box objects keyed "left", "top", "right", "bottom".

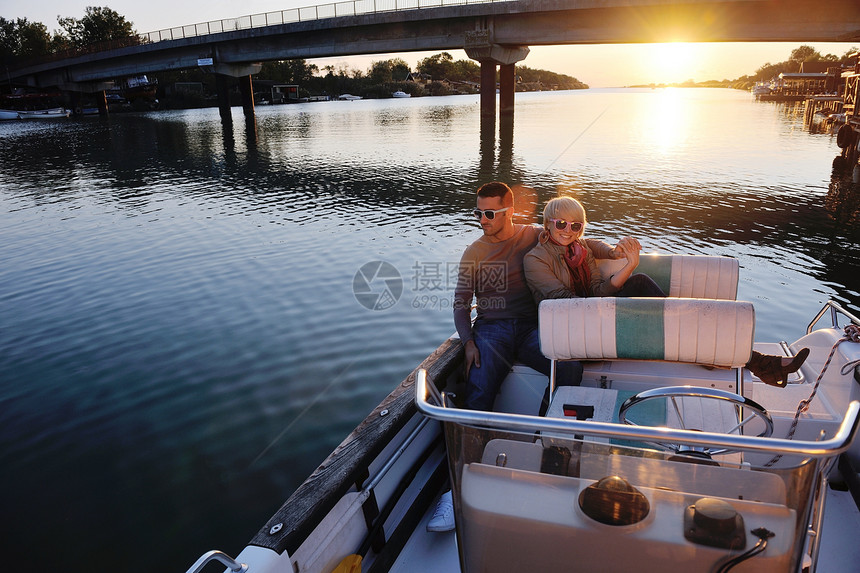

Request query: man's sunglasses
[
  {"left": 548, "top": 218, "right": 584, "bottom": 233},
  {"left": 473, "top": 207, "right": 511, "bottom": 220}
]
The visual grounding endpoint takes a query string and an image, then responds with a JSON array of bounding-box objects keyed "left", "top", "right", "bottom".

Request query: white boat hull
[{"left": 18, "top": 108, "right": 70, "bottom": 119}]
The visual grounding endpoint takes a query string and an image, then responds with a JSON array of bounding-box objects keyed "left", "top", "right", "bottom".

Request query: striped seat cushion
[
  {"left": 539, "top": 297, "right": 755, "bottom": 368},
  {"left": 595, "top": 254, "right": 739, "bottom": 300}
]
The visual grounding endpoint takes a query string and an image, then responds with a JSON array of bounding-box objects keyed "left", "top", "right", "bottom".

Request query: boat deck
[
  {"left": 390, "top": 482, "right": 860, "bottom": 573},
  {"left": 390, "top": 490, "right": 459, "bottom": 573},
  {"left": 818, "top": 487, "right": 860, "bottom": 571}
]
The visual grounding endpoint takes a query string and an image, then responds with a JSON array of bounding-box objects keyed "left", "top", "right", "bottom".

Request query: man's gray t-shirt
[{"left": 453, "top": 224, "right": 541, "bottom": 344}]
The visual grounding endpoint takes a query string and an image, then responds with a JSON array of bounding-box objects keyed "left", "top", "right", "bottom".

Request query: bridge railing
[
  {"left": 9, "top": 0, "right": 497, "bottom": 72},
  {"left": 141, "top": 0, "right": 495, "bottom": 43}
]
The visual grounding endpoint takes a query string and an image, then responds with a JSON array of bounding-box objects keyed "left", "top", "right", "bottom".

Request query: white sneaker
[{"left": 426, "top": 490, "right": 455, "bottom": 532}]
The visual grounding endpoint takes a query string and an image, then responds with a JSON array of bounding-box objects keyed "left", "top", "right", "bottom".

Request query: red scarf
[{"left": 549, "top": 235, "right": 591, "bottom": 296}]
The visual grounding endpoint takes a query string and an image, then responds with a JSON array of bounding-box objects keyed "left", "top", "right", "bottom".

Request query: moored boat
[
  {"left": 122, "top": 75, "right": 158, "bottom": 100},
  {"left": 338, "top": 94, "right": 363, "bottom": 101},
  {"left": 392, "top": 91, "right": 411, "bottom": 98},
  {"left": 752, "top": 81, "right": 774, "bottom": 97},
  {"left": 0, "top": 109, "right": 20, "bottom": 120},
  {"left": 184, "top": 256, "right": 860, "bottom": 573},
  {"left": 18, "top": 108, "right": 71, "bottom": 119}
]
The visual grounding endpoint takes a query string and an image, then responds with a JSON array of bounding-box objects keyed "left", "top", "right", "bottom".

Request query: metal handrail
[
  {"left": 184, "top": 550, "right": 248, "bottom": 573},
  {"left": 141, "top": 0, "right": 501, "bottom": 44},
  {"left": 807, "top": 300, "right": 860, "bottom": 334},
  {"left": 11, "top": 0, "right": 505, "bottom": 69},
  {"left": 415, "top": 369, "right": 860, "bottom": 457}
]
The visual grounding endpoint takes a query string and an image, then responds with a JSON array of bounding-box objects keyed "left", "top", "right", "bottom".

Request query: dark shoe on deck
[{"left": 747, "top": 348, "right": 810, "bottom": 388}]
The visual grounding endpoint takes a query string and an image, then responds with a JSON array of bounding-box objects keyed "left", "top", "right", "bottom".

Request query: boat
[
  {"left": 338, "top": 94, "right": 363, "bottom": 101},
  {"left": 0, "top": 109, "right": 20, "bottom": 120},
  {"left": 18, "top": 108, "right": 71, "bottom": 119},
  {"left": 122, "top": 75, "right": 158, "bottom": 100},
  {"left": 392, "top": 91, "right": 411, "bottom": 98},
  {"left": 184, "top": 255, "right": 860, "bottom": 573},
  {"left": 752, "top": 81, "right": 774, "bottom": 97}
]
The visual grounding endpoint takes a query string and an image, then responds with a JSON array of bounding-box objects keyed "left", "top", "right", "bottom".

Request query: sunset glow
[{"left": 651, "top": 43, "right": 696, "bottom": 82}]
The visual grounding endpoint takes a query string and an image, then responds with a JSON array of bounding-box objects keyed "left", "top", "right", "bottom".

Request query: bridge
[{"left": 7, "top": 0, "right": 860, "bottom": 126}]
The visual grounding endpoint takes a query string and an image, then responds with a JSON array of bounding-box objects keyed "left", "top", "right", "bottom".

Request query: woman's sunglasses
[
  {"left": 473, "top": 207, "right": 510, "bottom": 220},
  {"left": 549, "top": 218, "right": 584, "bottom": 233}
]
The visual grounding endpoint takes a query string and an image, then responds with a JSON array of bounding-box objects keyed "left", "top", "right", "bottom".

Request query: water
[{"left": 1, "top": 88, "right": 859, "bottom": 572}]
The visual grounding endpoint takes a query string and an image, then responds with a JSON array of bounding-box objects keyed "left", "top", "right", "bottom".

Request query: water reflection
[
  {"left": 827, "top": 160, "right": 860, "bottom": 229},
  {"left": 3, "top": 90, "right": 860, "bottom": 573}
]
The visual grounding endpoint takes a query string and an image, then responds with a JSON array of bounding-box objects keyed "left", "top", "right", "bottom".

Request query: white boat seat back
[
  {"left": 595, "top": 254, "right": 739, "bottom": 300},
  {"left": 539, "top": 297, "right": 755, "bottom": 368}
]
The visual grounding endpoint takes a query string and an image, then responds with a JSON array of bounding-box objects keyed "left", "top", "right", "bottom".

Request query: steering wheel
[{"left": 618, "top": 386, "right": 773, "bottom": 456}]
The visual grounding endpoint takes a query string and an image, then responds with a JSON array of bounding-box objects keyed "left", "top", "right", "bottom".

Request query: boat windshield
[{"left": 442, "top": 419, "right": 818, "bottom": 572}]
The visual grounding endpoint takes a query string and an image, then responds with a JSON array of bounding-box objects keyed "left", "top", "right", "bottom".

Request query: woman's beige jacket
[{"left": 523, "top": 232, "right": 618, "bottom": 305}]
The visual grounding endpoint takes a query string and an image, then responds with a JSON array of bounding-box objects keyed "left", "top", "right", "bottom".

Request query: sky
[{"left": 4, "top": 0, "right": 858, "bottom": 87}]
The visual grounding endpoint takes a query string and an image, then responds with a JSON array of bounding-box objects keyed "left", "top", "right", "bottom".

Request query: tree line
[
  {"left": 0, "top": 7, "right": 135, "bottom": 64},
  {"left": 730, "top": 45, "right": 858, "bottom": 90}
]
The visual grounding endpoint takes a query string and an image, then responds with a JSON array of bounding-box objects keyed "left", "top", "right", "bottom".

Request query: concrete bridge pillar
[
  {"left": 210, "top": 61, "right": 262, "bottom": 127},
  {"left": 215, "top": 74, "right": 232, "bottom": 125},
  {"left": 479, "top": 62, "right": 497, "bottom": 121},
  {"left": 499, "top": 64, "right": 515, "bottom": 117},
  {"left": 465, "top": 31, "right": 529, "bottom": 123},
  {"left": 96, "top": 90, "right": 108, "bottom": 116}
]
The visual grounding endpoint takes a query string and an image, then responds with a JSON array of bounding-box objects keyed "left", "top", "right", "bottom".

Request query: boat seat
[
  {"left": 493, "top": 255, "right": 740, "bottom": 413},
  {"left": 540, "top": 297, "right": 755, "bottom": 367},
  {"left": 594, "top": 254, "right": 739, "bottom": 300},
  {"left": 540, "top": 297, "right": 756, "bottom": 400}
]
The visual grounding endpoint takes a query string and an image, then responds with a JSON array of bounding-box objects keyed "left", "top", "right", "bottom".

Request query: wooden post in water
[{"left": 239, "top": 75, "right": 255, "bottom": 121}]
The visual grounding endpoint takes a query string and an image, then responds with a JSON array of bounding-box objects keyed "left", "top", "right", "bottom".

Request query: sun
[{"left": 650, "top": 43, "right": 696, "bottom": 83}]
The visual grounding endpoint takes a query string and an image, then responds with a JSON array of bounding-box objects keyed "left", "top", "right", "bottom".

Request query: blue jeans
[
  {"left": 465, "top": 318, "right": 583, "bottom": 412},
  {"left": 616, "top": 273, "right": 666, "bottom": 298}
]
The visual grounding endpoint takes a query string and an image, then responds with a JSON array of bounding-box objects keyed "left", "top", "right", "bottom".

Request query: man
[
  {"left": 453, "top": 181, "right": 583, "bottom": 411},
  {"left": 426, "top": 181, "right": 582, "bottom": 533}
]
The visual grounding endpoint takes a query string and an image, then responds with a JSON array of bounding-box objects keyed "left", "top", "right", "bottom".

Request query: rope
[{"left": 764, "top": 324, "right": 860, "bottom": 468}]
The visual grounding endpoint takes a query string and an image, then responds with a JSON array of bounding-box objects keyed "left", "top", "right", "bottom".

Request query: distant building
[
  {"left": 271, "top": 84, "right": 299, "bottom": 104},
  {"left": 798, "top": 61, "right": 831, "bottom": 74},
  {"left": 406, "top": 72, "right": 432, "bottom": 83},
  {"left": 778, "top": 72, "right": 827, "bottom": 95}
]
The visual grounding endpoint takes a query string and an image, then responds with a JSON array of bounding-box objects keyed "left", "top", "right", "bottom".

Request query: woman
[
  {"left": 524, "top": 196, "right": 664, "bottom": 302},
  {"left": 524, "top": 196, "right": 808, "bottom": 387}
]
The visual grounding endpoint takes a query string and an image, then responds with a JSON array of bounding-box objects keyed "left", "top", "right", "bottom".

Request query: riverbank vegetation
[
  {"left": 155, "top": 53, "right": 587, "bottom": 109},
  {"left": 0, "top": 8, "right": 135, "bottom": 60}
]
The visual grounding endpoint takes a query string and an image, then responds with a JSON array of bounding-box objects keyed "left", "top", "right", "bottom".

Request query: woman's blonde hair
[{"left": 543, "top": 196, "right": 587, "bottom": 228}]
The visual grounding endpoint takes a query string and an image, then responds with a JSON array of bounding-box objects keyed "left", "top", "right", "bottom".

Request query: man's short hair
[{"left": 477, "top": 181, "right": 513, "bottom": 203}]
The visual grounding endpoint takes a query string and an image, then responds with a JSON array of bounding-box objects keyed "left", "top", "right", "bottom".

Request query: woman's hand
[
  {"left": 609, "top": 237, "right": 642, "bottom": 289},
  {"left": 612, "top": 236, "right": 641, "bottom": 259},
  {"left": 621, "top": 242, "right": 640, "bottom": 269}
]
